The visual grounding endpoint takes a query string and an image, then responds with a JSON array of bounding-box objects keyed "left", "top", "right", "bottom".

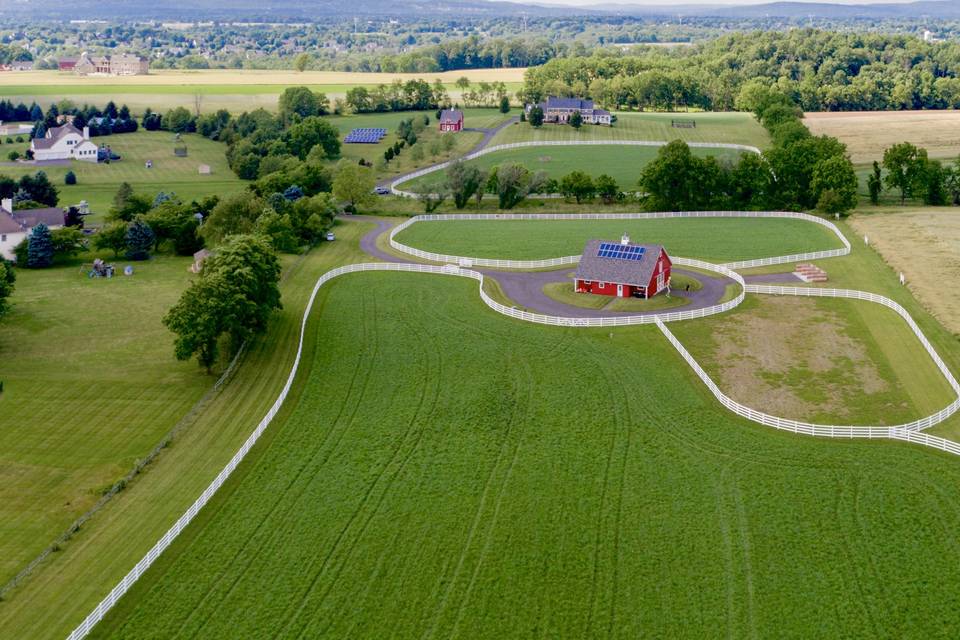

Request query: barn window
[{"left": 598, "top": 281, "right": 605, "bottom": 288}]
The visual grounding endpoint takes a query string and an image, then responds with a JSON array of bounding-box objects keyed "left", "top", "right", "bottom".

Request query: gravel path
[
  {"left": 351, "top": 215, "right": 740, "bottom": 318},
  {"left": 375, "top": 116, "right": 519, "bottom": 190},
  {"left": 483, "top": 266, "right": 733, "bottom": 318}
]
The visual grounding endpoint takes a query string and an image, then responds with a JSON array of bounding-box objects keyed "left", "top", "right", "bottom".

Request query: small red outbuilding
[
  {"left": 438, "top": 109, "right": 464, "bottom": 132},
  {"left": 573, "top": 235, "right": 672, "bottom": 299}
]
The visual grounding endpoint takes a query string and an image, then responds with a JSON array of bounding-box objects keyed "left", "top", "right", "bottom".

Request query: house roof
[
  {"left": 32, "top": 123, "right": 83, "bottom": 150},
  {"left": 574, "top": 239, "right": 666, "bottom": 288},
  {"left": 439, "top": 109, "right": 463, "bottom": 124},
  {"left": 543, "top": 96, "right": 595, "bottom": 110},
  {"left": 11, "top": 207, "right": 64, "bottom": 229},
  {"left": 0, "top": 212, "right": 21, "bottom": 234}
]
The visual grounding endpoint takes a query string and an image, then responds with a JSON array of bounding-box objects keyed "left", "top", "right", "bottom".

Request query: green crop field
[
  {"left": 393, "top": 217, "right": 844, "bottom": 263},
  {"left": 400, "top": 144, "right": 746, "bottom": 193},
  {"left": 0, "top": 131, "right": 244, "bottom": 221},
  {"left": 86, "top": 270, "right": 960, "bottom": 639},
  {"left": 0, "top": 219, "right": 376, "bottom": 639},
  {"left": 491, "top": 111, "right": 770, "bottom": 149}
]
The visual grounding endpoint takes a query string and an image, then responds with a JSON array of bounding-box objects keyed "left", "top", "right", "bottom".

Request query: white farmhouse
[
  {"left": 0, "top": 197, "right": 65, "bottom": 261},
  {"left": 30, "top": 123, "right": 99, "bottom": 162}
]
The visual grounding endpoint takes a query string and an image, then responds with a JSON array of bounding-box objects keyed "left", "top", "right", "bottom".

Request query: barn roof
[
  {"left": 574, "top": 239, "right": 666, "bottom": 287},
  {"left": 439, "top": 109, "right": 463, "bottom": 124}
]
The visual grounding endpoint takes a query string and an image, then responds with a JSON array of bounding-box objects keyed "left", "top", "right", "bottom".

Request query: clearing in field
[
  {"left": 400, "top": 144, "right": 746, "bottom": 193},
  {"left": 849, "top": 208, "right": 960, "bottom": 334},
  {"left": 805, "top": 110, "right": 960, "bottom": 164},
  {"left": 490, "top": 111, "right": 769, "bottom": 149},
  {"left": 670, "top": 295, "right": 955, "bottom": 425},
  {"left": 89, "top": 272, "right": 960, "bottom": 639},
  {"left": 392, "top": 217, "right": 843, "bottom": 263},
  {"left": 0, "top": 131, "right": 243, "bottom": 221}
]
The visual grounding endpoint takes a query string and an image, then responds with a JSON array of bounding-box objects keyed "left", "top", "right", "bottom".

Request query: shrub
[{"left": 64, "top": 170, "right": 77, "bottom": 185}]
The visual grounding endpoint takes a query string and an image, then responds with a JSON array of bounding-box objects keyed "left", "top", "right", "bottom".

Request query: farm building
[
  {"left": 438, "top": 110, "right": 463, "bottom": 132},
  {"left": 573, "top": 235, "right": 672, "bottom": 298}
]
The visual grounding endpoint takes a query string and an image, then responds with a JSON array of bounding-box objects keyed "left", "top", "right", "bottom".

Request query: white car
[{"left": 325, "top": 232, "right": 335, "bottom": 241}]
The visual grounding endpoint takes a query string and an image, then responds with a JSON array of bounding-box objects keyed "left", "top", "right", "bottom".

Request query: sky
[{"left": 521, "top": 0, "right": 920, "bottom": 5}]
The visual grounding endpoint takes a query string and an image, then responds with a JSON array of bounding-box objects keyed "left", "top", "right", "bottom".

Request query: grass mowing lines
[
  {"left": 399, "top": 144, "right": 745, "bottom": 194},
  {"left": 0, "top": 219, "right": 376, "bottom": 640},
  {"left": 87, "top": 271, "right": 960, "bottom": 639},
  {"left": 0, "top": 255, "right": 207, "bottom": 587},
  {"left": 393, "top": 217, "right": 844, "bottom": 263}
]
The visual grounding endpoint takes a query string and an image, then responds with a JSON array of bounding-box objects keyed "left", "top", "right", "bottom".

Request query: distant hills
[{"left": 2, "top": 0, "right": 959, "bottom": 21}]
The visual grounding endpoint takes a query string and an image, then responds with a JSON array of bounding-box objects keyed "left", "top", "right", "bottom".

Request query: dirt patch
[
  {"left": 851, "top": 211, "right": 960, "bottom": 335},
  {"left": 711, "top": 297, "right": 887, "bottom": 420}
]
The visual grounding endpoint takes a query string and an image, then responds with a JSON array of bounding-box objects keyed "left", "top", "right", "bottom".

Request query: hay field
[
  {"left": 805, "top": 110, "right": 960, "bottom": 164},
  {"left": 850, "top": 208, "right": 960, "bottom": 334},
  {"left": 0, "top": 69, "right": 526, "bottom": 113}
]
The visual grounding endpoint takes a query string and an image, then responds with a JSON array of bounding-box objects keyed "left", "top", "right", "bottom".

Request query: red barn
[
  {"left": 439, "top": 109, "right": 463, "bottom": 132},
  {"left": 58, "top": 57, "right": 77, "bottom": 71},
  {"left": 573, "top": 235, "right": 672, "bottom": 299}
]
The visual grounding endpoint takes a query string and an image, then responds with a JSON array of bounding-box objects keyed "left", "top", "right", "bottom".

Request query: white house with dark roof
[
  {"left": 529, "top": 97, "right": 612, "bottom": 126},
  {"left": 31, "top": 123, "right": 99, "bottom": 162},
  {"left": 0, "top": 197, "right": 66, "bottom": 260}
]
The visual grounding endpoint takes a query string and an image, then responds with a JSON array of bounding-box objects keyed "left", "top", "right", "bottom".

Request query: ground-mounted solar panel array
[
  {"left": 344, "top": 128, "right": 388, "bottom": 143},
  {"left": 598, "top": 242, "right": 646, "bottom": 260}
]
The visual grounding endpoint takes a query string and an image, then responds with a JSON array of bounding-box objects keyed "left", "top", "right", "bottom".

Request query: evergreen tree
[
  {"left": 569, "top": 110, "right": 583, "bottom": 130},
  {"left": 64, "top": 170, "right": 77, "bottom": 185},
  {"left": 26, "top": 223, "right": 54, "bottom": 268},
  {"left": 528, "top": 106, "right": 544, "bottom": 128},
  {"left": 125, "top": 218, "right": 155, "bottom": 261},
  {"left": 867, "top": 161, "right": 883, "bottom": 205},
  {"left": 0, "top": 258, "right": 15, "bottom": 317},
  {"left": 499, "top": 96, "right": 511, "bottom": 114}
]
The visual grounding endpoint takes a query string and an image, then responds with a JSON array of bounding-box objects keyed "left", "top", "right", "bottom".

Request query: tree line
[{"left": 521, "top": 29, "right": 960, "bottom": 113}]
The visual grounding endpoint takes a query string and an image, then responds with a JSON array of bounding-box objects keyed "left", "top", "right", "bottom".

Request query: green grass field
[
  {"left": 393, "top": 217, "right": 844, "bottom": 263},
  {"left": 84, "top": 270, "right": 960, "bottom": 639},
  {"left": 402, "top": 144, "right": 746, "bottom": 193},
  {"left": 0, "top": 255, "right": 208, "bottom": 586},
  {"left": 0, "top": 131, "right": 244, "bottom": 221},
  {"left": 0, "top": 219, "right": 375, "bottom": 639},
  {"left": 491, "top": 111, "right": 769, "bottom": 149}
]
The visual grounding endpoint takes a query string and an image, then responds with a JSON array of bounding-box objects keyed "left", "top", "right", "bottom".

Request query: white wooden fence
[
  {"left": 390, "top": 140, "right": 762, "bottom": 198},
  {"left": 657, "top": 317, "right": 960, "bottom": 451},
  {"left": 388, "top": 210, "right": 851, "bottom": 270}
]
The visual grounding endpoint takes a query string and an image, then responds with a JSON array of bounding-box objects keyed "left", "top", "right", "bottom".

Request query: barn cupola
[{"left": 620, "top": 232, "right": 630, "bottom": 245}]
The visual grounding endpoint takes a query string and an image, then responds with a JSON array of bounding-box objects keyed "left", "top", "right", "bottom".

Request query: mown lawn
[
  {"left": 89, "top": 271, "right": 960, "bottom": 639},
  {"left": 492, "top": 111, "right": 769, "bottom": 149},
  {"left": 0, "top": 219, "right": 376, "bottom": 639},
  {"left": 401, "top": 143, "right": 746, "bottom": 193},
  {"left": 0, "top": 131, "right": 244, "bottom": 222},
  {"left": 393, "top": 217, "right": 845, "bottom": 263},
  {"left": 0, "top": 255, "right": 207, "bottom": 587}
]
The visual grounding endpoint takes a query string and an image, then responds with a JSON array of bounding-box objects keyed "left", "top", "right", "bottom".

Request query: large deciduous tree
[
  {"left": 163, "top": 234, "right": 282, "bottom": 372},
  {"left": 883, "top": 142, "right": 927, "bottom": 205},
  {"left": 445, "top": 160, "right": 486, "bottom": 209},
  {"left": 559, "top": 170, "right": 595, "bottom": 203},
  {"left": 332, "top": 162, "right": 375, "bottom": 213}
]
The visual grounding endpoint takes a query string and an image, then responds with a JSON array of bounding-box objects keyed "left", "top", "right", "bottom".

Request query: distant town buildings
[
  {"left": 0, "top": 60, "right": 34, "bottom": 71},
  {"left": 60, "top": 52, "right": 149, "bottom": 76},
  {"left": 31, "top": 123, "right": 99, "bottom": 162}
]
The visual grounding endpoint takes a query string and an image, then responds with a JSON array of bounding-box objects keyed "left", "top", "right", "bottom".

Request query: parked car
[
  {"left": 325, "top": 232, "right": 335, "bottom": 241},
  {"left": 373, "top": 186, "right": 391, "bottom": 195}
]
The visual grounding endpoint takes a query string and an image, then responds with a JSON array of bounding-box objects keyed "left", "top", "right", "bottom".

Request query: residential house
[
  {"left": 0, "top": 198, "right": 66, "bottom": 261},
  {"left": 31, "top": 123, "right": 99, "bottom": 162},
  {"left": 72, "top": 51, "right": 149, "bottom": 76},
  {"left": 529, "top": 97, "right": 612, "bottom": 126}
]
